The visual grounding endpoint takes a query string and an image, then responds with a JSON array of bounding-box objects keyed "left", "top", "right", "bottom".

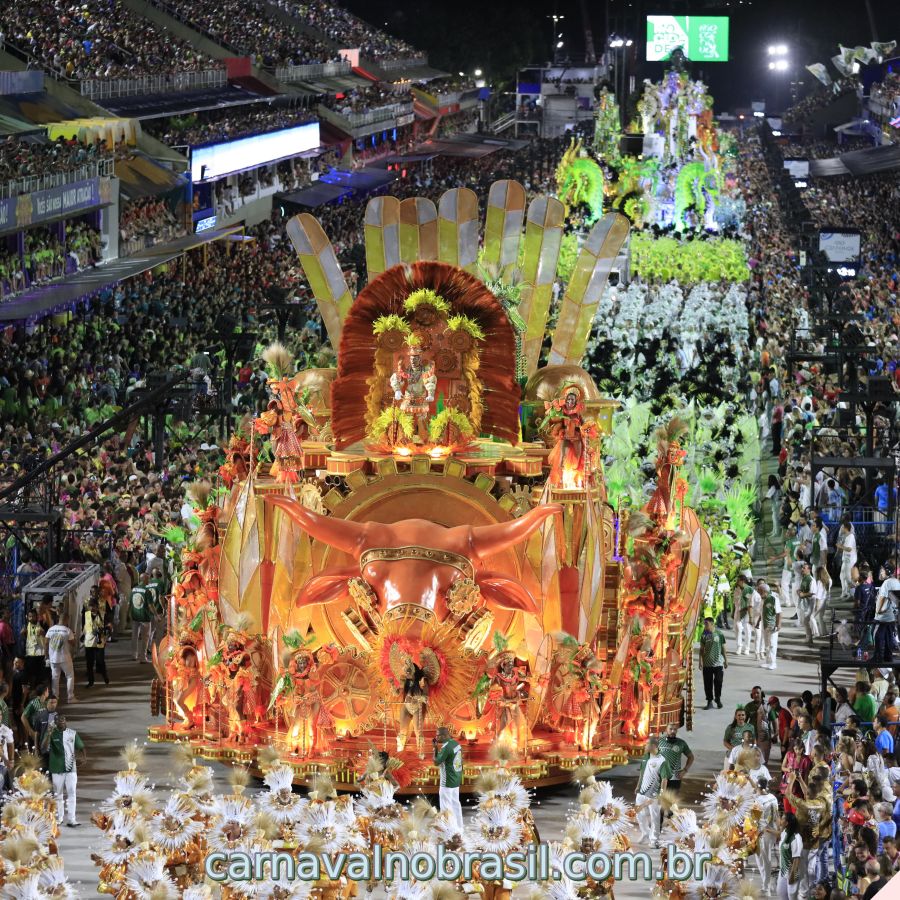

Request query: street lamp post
[
  {"left": 609, "top": 35, "right": 633, "bottom": 129},
  {"left": 547, "top": 14, "right": 565, "bottom": 62},
  {"left": 766, "top": 43, "right": 790, "bottom": 112}
]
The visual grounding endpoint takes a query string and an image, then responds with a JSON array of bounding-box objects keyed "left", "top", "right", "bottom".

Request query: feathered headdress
[
  {"left": 701, "top": 773, "right": 755, "bottom": 830},
  {"left": 464, "top": 801, "right": 524, "bottom": 855},
  {"left": 149, "top": 795, "right": 203, "bottom": 852},
  {"left": 123, "top": 854, "right": 179, "bottom": 900}
]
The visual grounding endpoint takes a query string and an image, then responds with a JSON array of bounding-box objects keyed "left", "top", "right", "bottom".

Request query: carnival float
[
  {"left": 148, "top": 172, "right": 713, "bottom": 792},
  {"left": 555, "top": 64, "right": 740, "bottom": 234}
]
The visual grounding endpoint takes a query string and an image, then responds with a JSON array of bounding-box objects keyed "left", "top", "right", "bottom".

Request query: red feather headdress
[{"left": 331, "top": 262, "right": 519, "bottom": 449}]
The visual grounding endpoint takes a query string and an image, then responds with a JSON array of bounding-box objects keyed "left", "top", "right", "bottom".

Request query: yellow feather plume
[
  {"left": 571, "top": 763, "right": 600, "bottom": 785},
  {"left": 308, "top": 773, "right": 336, "bottom": 801},
  {"left": 257, "top": 745, "right": 281, "bottom": 772},
  {"left": 489, "top": 742, "right": 515, "bottom": 765},
  {"left": 228, "top": 767, "right": 251, "bottom": 794},
  {"left": 120, "top": 740, "right": 146, "bottom": 772},
  {"left": 262, "top": 341, "right": 295, "bottom": 379},
  {"left": 658, "top": 788, "right": 680, "bottom": 813},
  {"left": 186, "top": 479, "right": 213, "bottom": 511},
  {"left": 0, "top": 835, "right": 39, "bottom": 865},
  {"left": 473, "top": 770, "right": 500, "bottom": 795}
]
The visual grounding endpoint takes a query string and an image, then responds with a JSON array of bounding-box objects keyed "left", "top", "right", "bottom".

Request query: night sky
[{"left": 344, "top": 0, "right": 900, "bottom": 111}]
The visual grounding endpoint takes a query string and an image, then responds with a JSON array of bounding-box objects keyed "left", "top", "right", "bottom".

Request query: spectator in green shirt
[
  {"left": 433, "top": 725, "right": 463, "bottom": 830},
  {"left": 147, "top": 574, "right": 167, "bottom": 649},
  {"left": 20, "top": 682, "right": 48, "bottom": 747},
  {"left": 853, "top": 681, "right": 879, "bottom": 724},
  {"left": 723, "top": 707, "right": 756, "bottom": 753}
]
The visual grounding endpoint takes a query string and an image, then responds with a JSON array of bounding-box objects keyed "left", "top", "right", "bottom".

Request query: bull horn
[
  {"left": 471, "top": 504, "right": 561, "bottom": 562},
  {"left": 264, "top": 494, "right": 367, "bottom": 558}
]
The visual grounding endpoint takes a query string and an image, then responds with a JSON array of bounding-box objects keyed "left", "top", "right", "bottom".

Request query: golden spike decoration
[{"left": 285, "top": 213, "right": 353, "bottom": 351}]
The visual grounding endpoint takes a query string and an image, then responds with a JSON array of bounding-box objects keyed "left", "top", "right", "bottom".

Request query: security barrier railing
[
  {"left": 80, "top": 68, "right": 227, "bottom": 101},
  {"left": 275, "top": 60, "right": 352, "bottom": 82},
  {"left": 376, "top": 56, "right": 428, "bottom": 71},
  {"left": 0, "top": 158, "right": 114, "bottom": 200}
]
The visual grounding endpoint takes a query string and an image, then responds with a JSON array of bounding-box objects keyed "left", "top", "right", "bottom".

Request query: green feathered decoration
[
  {"left": 428, "top": 408, "right": 474, "bottom": 443},
  {"left": 372, "top": 314, "right": 412, "bottom": 336},
  {"left": 492, "top": 632, "right": 509, "bottom": 653},
  {"left": 189, "top": 610, "right": 203, "bottom": 631},
  {"left": 208, "top": 650, "right": 222, "bottom": 667},
  {"left": 472, "top": 673, "right": 491, "bottom": 699},
  {"left": 446, "top": 314, "right": 485, "bottom": 341},
  {"left": 370, "top": 407, "right": 415, "bottom": 441},
  {"left": 269, "top": 673, "right": 293, "bottom": 710},
  {"left": 162, "top": 525, "right": 187, "bottom": 545},
  {"left": 404, "top": 289, "right": 450, "bottom": 314}
]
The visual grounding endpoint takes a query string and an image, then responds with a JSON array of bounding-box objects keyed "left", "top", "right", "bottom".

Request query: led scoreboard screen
[{"left": 646, "top": 16, "right": 730, "bottom": 62}]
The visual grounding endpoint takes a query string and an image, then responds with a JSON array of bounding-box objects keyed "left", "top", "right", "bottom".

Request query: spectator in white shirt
[{"left": 43, "top": 610, "right": 77, "bottom": 704}]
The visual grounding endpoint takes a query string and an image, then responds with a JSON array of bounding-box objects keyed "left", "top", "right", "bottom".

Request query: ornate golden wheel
[
  {"left": 318, "top": 649, "right": 382, "bottom": 736},
  {"left": 442, "top": 693, "right": 492, "bottom": 736}
]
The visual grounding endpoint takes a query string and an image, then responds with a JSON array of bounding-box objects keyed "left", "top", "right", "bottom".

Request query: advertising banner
[
  {"left": 0, "top": 177, "right": 112, "bottom": 234},
  {"left": 646, "top": 16, "right": 729, "bottom": 62}
]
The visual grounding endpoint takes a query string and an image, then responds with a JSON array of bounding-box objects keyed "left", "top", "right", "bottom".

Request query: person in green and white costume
[
  {"left": 634, "top": 736, "right": 671, "bottom": 847},
  {"left": 796, "top": 561, "right": 817, "bottom": 649},
  {"left": 776, "top": 810, "right": 803, "bottom": 900},
  {"left": 129, "top": 573, "right": 153, "bottom": 663},
  {"left": 757, "top": 580, "right": 782, "bottom": 670},
  {"left": 768, "top": 525, "right": 798, "bottom": 612},
  {"left": 433, "top": 725, "right": 463, "bottom": 829},
  {"left": 734, "top": 574, "right": 761, "bottom": 657}
]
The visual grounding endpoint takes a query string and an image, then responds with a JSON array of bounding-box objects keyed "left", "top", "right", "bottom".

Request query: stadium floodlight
[
  {"left": 625, "top": 39, "right": 633, "bottom": 47},
  {"left": 768, "top": 44, "right": 788, "bottom": 55},
  {"left": 610, "top": 38, "right": 624, "bottom": 48},
  {"left": 474, "top": 68, "right": 482, "bottom": 76},
  {"left": 557, "top": 41, "right": 564, "bottom": 48},
  {"left": 768, "top": 62, "right": 775, "bottom": 70},
  {"left": 774, "top": 59, "right": 789, "bottom": 71}
]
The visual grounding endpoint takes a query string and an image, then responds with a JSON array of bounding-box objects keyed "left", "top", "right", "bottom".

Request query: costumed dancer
[
  {"left": 487, "top": 645, "right": 530, "bottom": 757},
  {"left": 270, "top": 639, "right": 333, "bottom": 759},
  {"left": 354, "top": 759, "right": 406, "bottom": 900},
  {"left": 733, "top": 574, "right": 760, "bottom": 657},
  {"left": 753, "top": 777, "right": 780, "bottom": 894},
  {"left": 757, "top": 581, "right": 782, "bottom": 671},
  {"left": 634, "top": 736, "right": 671, "bottom": 847},
  {"left": 465, "top": 761, "right": 532, "bottom": 900},
  {"left": 574, "top": 769, "right": 635, "bottom": 849},
  {"left": 206, "top": 621, "right": 260, "bottom": 745},
  {"left": 539, "top": 383, "right": 598, "bottom": 489},
  {"left": 389, "top": 645, "right": 440, "bottom": 759}
]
